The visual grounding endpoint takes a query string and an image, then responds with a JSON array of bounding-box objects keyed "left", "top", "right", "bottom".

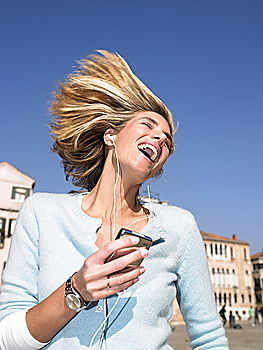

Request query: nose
[{"left": 152, "top": 133, "right": 167, "bottom": 145}]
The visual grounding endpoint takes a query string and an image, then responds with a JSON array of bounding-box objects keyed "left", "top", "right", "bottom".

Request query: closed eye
[{"left": 141, "top": 122, "right": 153, "bottom": 129}]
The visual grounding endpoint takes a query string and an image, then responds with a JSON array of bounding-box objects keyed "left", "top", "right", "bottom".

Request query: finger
[
  {"left": 102, "top": 248, "right": 148, "bottom": 276},
  {"left": 110, "top": 264, "right": 139, "bottom": 275},
  {"left": 94, "top": 278, "right": 139, "bottom": 299},
  {"left": 95, "top": 236, "right": 140, "bottom": 263},
  {"left": 87, "top": 266, "right": 145, "bottom": 291},
  {"left": 82, "top": 249, "right": 147, "bottom": 282},
  {"left": 106, "top": 266, "right": 146, "bottom": 289},
  {"left": 106, "top": 247, "right": 140, "bottom": 262}
]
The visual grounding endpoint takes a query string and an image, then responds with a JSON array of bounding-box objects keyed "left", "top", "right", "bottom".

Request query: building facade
[
  {"left": 202, "top": 231, "right": 255, "bottom": 320},
  {"left": 0, "top": 161, "right": 35, "bottom": 280},
  {"left": 251, "top": 250, "right": 263, "bottom": 308},
  {"left": 172, "top": 231, "right": 256, "bottom": 324}
]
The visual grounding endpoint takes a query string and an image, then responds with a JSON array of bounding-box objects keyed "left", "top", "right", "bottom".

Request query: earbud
[
  {"left": 105, "top": 132, "right": 116, "bottom": 147},
  {"left": 108, "top": 135, "right": 116, "bottom": 145}
]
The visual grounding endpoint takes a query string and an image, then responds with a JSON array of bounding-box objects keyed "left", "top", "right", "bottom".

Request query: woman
[{"left": 0, "top": 50, "right": 229, "bottom": 349}]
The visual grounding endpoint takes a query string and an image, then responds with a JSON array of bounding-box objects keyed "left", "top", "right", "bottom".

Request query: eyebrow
[{"left": 140, "top": 116, "right": 173, "bottom": 144}]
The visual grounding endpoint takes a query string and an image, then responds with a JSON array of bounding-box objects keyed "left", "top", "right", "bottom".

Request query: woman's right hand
[{"left": 72, "top": 236, "right": 148, "bottom": 301}]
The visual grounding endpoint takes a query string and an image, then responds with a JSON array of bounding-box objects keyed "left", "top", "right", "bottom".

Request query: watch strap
[{"left": 65, "top": 273, "right": 89, "bottom": 311}]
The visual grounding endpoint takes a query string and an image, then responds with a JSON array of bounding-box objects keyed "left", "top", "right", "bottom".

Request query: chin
[
  {"left": 132, "top": 166, "right": 160, "bottom": 183},
  {"left": 123, "top": 158, "right": 161, "bottom": 183}
]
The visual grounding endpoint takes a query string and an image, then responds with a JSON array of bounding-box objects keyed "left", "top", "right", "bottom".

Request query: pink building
[
  {"left": 172, "top": 231, "right": 256, "bottom": 325},
  {"left": 202, "top": 231, "right": 256, "bottom": 320},
  {"left": 0, "top": 161, "right": 35, "bottom": 280}
]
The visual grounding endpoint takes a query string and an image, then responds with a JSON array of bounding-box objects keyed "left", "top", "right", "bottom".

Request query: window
[
  {"left": 210, "top": 244, "right": 213, "bottom": 256},
  {"left": 254, "top": 278, "right": 261, "bottom": 290},
  {"left": 220, "top": 244, "right": 223, "bottom": 255},
  {"left": 241, "top": 294, "right": 245, "bottom": 304},
  {"left": 245, "top": 270, "right": 251, "bottom": 287},
  {"left": 215, "top": 244, "right": 218, "bottom": 255},
  {"left": 11, "top": 186, "right": 30, "bottom": 202},
  {"left": 253, "top": 263, "right": 263, "bottom": 270},
  {"left": 223, "top": 293, "right": 227, "bottom": 304},
  {"left": 256, "top": 294, "right": 262, "bottom": 303},
  {"left": 225, "top": 245, "right": 227, "bottom": 258},
  {"left": 7, "top": 219, "right": 16, "bottom": 237},
  {"left": 214, "top": 293, "right": 217, "bottom": 304},
  {"left": 249, "top": 294, "right": 252, "bottom": 303},
  {"left": 234, "top": 293, "right": 237, "bottom": 304},
  {"left": 219, "top": 293, "right": 222, "bottom": 305},
  {"left": 244, "top": 248, "right": 247, "bottom": 260},
  {"left": 229, "top": 293, "right": 232, "bottom": 306},
  {"left": 230, "top": 246, "right": 234, "bottom": 259},
  {"left": 232, "top": 269, "right": 238, "bottom": 287},
  {"left": 0, "top": 218, "right": 6, "bottom": 249},
  {"left": 212, "top": 268, "right": 215, "bottom": 274},
  {"left": 0, "top": 218, "right": 6, "bottom": 233}
]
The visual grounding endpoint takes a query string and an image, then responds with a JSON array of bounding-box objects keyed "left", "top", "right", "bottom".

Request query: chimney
[{"left": 232, "top": 234, "right": 237, "bottom": 240}]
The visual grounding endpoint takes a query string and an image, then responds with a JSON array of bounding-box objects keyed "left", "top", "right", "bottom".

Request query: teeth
[{"left": 138, "top": 143, "right": 158, "bottom": 161}]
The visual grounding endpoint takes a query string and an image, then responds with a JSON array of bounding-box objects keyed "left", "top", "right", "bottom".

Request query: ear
[{"left": 104, "top": 128, "right": 117, "bottom": 147}]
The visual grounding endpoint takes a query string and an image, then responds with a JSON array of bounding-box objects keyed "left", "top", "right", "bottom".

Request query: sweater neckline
[{"left": 72, "top": 192, "right": 164, "bottom": 240}]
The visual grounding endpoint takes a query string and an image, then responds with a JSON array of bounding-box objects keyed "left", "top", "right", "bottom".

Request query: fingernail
[
  {"left": 140, "top": 266, "right": 146, "bottom": 274},
  {"left": 141, "top": 249, "right": 149, "bottom": 257},
  {"left": 133, "top": 278, "right": 139, "bottom": 283},
  {"left": 131, "top": 237, "right": 140, "bottom": 244}
]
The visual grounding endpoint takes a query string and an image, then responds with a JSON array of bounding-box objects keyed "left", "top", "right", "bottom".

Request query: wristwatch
[{"left": 64, "top": 273, "right": 89, "bottom": 312}]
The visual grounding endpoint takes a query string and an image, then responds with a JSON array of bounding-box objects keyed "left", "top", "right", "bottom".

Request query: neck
[{"left": 81, "top": 151, "right": 143, "bottom": 222}]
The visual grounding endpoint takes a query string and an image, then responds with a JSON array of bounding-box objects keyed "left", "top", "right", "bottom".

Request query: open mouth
[{"left": 138, "top": 143, "right": 158, "bottom": 163}]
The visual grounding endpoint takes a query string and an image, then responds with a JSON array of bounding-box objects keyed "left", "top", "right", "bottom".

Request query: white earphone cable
[
  {"left": 89, "top": 292, "right": 124, "bottom": 350},
  {"left": 147, "top": 181, "right": 154, "bottom": 221},
  {"left": 112, "top": 139, "right": 120, "bottom": 240}
]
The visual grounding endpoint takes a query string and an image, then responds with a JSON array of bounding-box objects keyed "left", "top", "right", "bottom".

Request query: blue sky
[{"left": 1, "top": 1, "right": 262, "bottom": 253}]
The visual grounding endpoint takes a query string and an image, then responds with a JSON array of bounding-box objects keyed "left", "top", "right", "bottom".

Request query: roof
[
  {"left": 251, "top": 251, "right": 263, "bottom": 260},
  {"left": 0, "top": 161, "right": 35, "bottom": 186},
  {"left": 201, "top": 231, "right": 249, "bottom": 245}
]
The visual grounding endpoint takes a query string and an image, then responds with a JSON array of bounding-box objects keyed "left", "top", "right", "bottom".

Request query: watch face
[{"left": 66, "top": 294, "right": 82, "bottom": 310}]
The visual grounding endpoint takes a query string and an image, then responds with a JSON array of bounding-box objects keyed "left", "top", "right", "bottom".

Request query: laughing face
[{"left": 110, "top": 111, "right": 173, "bottom": 183}]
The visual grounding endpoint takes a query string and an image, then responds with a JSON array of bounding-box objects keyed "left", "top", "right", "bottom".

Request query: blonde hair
[{"left": 49, "top": 50, "right": 175, "bottom": 190}]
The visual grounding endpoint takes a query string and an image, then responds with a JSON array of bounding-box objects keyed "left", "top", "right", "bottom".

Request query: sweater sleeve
[
  {"left": 0, "top": 310, "right": 49, "bottom": 350},
  {"left": 175, "top": 214, "right": 229, "bottom": 350},
  {"left": 0, "top": 194, "right": 40, "bottom": 320}
]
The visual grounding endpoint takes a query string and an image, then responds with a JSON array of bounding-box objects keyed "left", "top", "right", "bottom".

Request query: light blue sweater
[{"left": 0, "top": 193, "right": 229, "bottom": 349}]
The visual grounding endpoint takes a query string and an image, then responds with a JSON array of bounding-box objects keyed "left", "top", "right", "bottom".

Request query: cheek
[{"left": 160, "top": 151, "right": 169, "bottom": 165}]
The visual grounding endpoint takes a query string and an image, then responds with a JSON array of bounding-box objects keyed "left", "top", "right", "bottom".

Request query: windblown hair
[{"left": 49, "top": 50, "right": 175, "bottom": 190}]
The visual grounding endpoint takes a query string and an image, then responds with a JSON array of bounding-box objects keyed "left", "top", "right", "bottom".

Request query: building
[
  {"left": 202, "top": 231, "right": 255, "bottom": 320},
  {"left": 172, "top": 230, "right": 256, "bottom": 324},
  {"left": 0, "top": 161, "right": 35, "bottom": 279},
  {"left": 251, "top": 250, "right": 263, "bottom": 308}
]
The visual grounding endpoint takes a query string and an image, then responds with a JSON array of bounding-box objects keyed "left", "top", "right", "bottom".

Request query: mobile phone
[{"left": 115, "top": 228, "right": 153, "bottom": 266}]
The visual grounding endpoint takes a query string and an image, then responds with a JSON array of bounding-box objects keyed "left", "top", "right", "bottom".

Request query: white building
[{"left": 0, "top": 161, "right": 35, "bottom": 280}]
